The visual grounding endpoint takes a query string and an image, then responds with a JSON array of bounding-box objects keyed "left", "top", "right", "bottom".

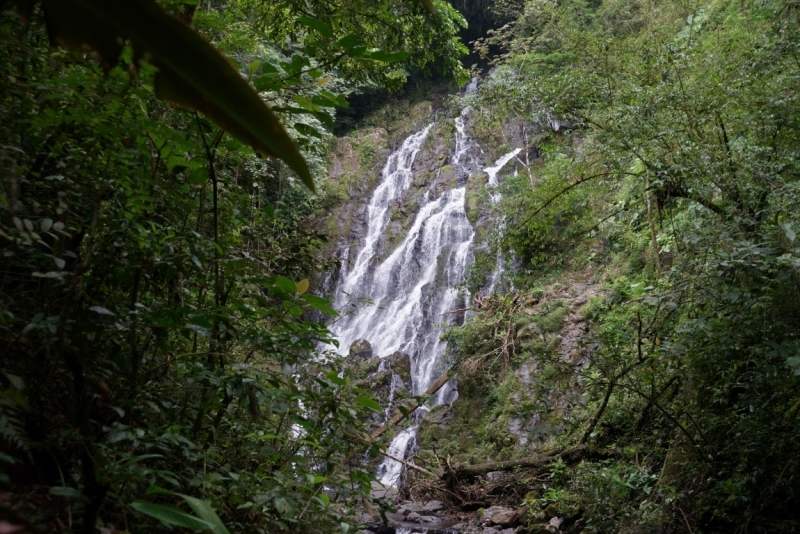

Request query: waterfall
[
  {"left": 484, "top": 148, "right": 522, "bottom": 293},
  {"left": 329, "top": 112, "right": 521, "bottom": 486}
]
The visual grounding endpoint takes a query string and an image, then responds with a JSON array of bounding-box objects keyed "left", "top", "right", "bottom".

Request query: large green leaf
[
  {"left": 130, "top": 502, "right": 214, "bottom": 530},
  {"left": 143, "top": 486, "right": 230, "bottom": 534},
  {"left": 29, "top": 0, "right": 314, "bottom": 190},
  {"left": 177, "top": 494, "right": 231, "bottom": 534}
]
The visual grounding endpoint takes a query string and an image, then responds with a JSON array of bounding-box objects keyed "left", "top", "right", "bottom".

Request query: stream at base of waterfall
[{"left": 328, "top": 108, "right": 522, "bottom": 489}]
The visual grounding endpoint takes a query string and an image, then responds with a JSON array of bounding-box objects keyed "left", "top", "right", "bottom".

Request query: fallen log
[
  {"left": 381, "top": 451, "right": 434, "bottom": 477},
  {"left": 451, "top": 446, "right": 615, "bottom": 478},
  {"left": 370, "top": 372, "right": 452, "bottom": 440}
]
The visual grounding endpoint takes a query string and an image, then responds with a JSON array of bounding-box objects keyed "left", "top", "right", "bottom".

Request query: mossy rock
[
  {"left": 538, "top": 305, "right": 567, "bottom": 333},
  {"left": 373, "top": 369, "right": 392, "bottom": 388},
  {"left": 355, "top": 356, "right": 381, "bottom": 378},
  {"left": 349, "top": 339, "right": 373, "bottom": 360},
  {"left": 387, "top": 351, "right": 411, "bottom": 383}
]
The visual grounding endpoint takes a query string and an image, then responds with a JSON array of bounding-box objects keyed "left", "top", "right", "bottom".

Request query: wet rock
[
  {"left": 419, "top": 515, "right": 439, "bottom": 523},
  {"left": 369, "top": 481, "right": 398, "bottom": 501},
  {"left": 461, "top": 527, "right": 483, "bottom": 534},
  {"left": 398, "top": 502, "right": 424, "bottom": 515},
  {"left": 350, "top": 339, "right": 373, "bottom": 359},
  {"left": 407, "top": 511, "right": 421, "bottom": 521}
]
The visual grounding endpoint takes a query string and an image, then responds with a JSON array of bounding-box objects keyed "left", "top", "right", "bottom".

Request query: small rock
[
  {"left": 423, "top": 500, "right": 445, "bottom": 512},
  {"left": 419, "top": 515, "right": 439, "bottom": 523},
  {"left": 406, "top": 511, "right": 421, "bottom": 521},
  {"left": 485, "top": 471, "right": 506, "bottom": 482},
  {"left": 483, "top": 528, "right": 500, "bottom": 534},
  {"left": 461, "top": 527, "right": 483, "bottom": 534},
  {"left": 549, "top": 517, "right": 565, "bottom": 529}
]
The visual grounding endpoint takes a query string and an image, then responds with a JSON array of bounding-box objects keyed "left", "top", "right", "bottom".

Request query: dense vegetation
[
  {"left": 438, "top": 0, "right": 800, "bottom": 531},
  {"left": 0, "top": 1, "right": 466, "bottom": 533},
  {"left": 3, "top": 0, "right": 800, "bottom": 533}
]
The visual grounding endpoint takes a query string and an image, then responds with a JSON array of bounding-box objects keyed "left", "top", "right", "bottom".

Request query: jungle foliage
[
  {"left": 445, "top": 0, "right": 800, "bottom": 532},
  {"left": 0, "top": 1, "right": 467, "bottom": 533}
]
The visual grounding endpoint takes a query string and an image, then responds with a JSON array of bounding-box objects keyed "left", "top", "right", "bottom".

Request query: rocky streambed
[{"left": 359, "top": 490, "right": 579, "bottom": 534}]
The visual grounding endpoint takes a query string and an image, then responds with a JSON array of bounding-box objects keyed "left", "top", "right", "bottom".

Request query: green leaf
[
  {"left": 298, "top": 16, "right": 333, "bottom": 39},
  {"left": 336, "top": 34, "right": 365, "bottom": 54},
  {"left": 354, "top": 396, "right": 382, "bottom": 413},
  {"left": 145, "top": 485, "right": 174, "bottom": 496},
  {"left": 368, "top": 50, "right": 411, "bottom": 63},
  {"left": 50, "top": 486, "right": 82, "bottom": 498},
  {"left": 130, "top": 502, "right": 214, "bottom": 530},
  {"left": 177, "top": 493, "right": 231, "bottom": 534},
  {"left": 323, "top": 370, "right": 346, "bottom": 386},
  {"left": 36, "top": 0, "right": 314, "bottom": 191},
  {"left": 253, "top": 74, "right": 282, "bottom": 92},
  {"left": 274, "top": 276, "right": 297, "bottom": 294},
  {"left": 301, "top": 294, "right": 338, "bottom": 316}
]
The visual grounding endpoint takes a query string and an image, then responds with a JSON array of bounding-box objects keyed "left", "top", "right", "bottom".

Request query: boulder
[
  {"left": 369, "top": 481, "right": 397, "bottom": 501},
  {"left": 490, "top": 509, "right": 520, "bottom": 528},
  {"left": 349, "top": 339, "right": 373, "bottom": 359},
  {"left": 481, "top": 506, "right": 512, "bottom": 525}
]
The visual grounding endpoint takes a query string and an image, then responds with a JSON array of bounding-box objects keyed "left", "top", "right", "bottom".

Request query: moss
[{"left": 538, "top": 302, "right": 567, "bottom": 333}]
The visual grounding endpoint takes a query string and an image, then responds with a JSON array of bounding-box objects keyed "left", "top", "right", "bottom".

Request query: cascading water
[
  {"left": 483, "top": 148, "right": 522, "bottom": 293},
  {"left": 329, "top": 109, "right": 521, "bottom": 487}
]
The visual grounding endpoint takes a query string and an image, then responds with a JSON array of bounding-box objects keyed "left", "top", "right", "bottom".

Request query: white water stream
[{"left": 330, "top": 110, "right": 520, "bottom": 486}]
